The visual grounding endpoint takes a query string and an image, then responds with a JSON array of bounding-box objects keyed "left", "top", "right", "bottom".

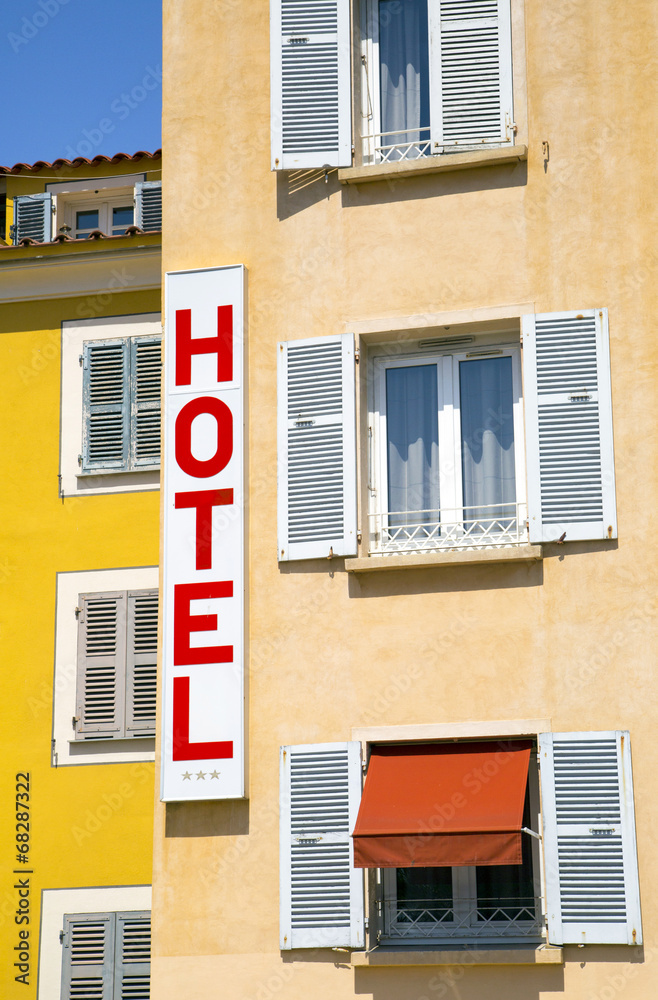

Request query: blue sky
[{"left": 1, "top": 0, "right": 162, "bottom": 168}]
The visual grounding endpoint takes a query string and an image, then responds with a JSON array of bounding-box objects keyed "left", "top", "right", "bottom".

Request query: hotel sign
[{"left": 161, "top": 265, "right": 246, "bottom": 801}]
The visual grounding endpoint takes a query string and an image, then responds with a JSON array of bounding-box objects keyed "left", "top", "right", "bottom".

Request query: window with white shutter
[
  {"left": 12, "top": 192, "right": 53, "bottom": 243},
  {"left": 82, "top": 335, "right": 161, "bottom": 473},
  {"left": 75, "top": 590, "right": 158, "bottom": 740},
  {"left": 277, "top": 334, "right": 357, "bottom": 560},
  {"left": 280, "top": 742, "right": 364, "bottom": 949},
  {"left": 61, "top": 911, "right": 151, "bottom": 1000}
]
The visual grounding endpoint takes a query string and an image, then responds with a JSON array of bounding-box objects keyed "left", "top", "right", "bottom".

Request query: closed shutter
[
  {"left": 539, "top": 731, "right": 642, "bottom": 946},
  {"left": 280, "top": 742, "right": 364, "bottom": 949},
  {"left": 522, "top": 308, "right": 616, "bottom": 543},
  {"left": 277, "top": 333, "right": 357, "bottom": 560},
  {"left": 125, "top": 591, "right": 158, "bottom": 736},
  {"left": 134, "top": 180, "right": 162, "bottom": 231},
  {"left": 115, "top": 912, "right": 151, "bottom": 1000},
  {"left": 12, "top": 192, "right": 53, "bottom": 243},
  {"left": 61, "top": 912, "right": 114, "bottom": 1000},
  {"left": 76, "top": 592, "right": 126, "bottom": 739},
  {"left": 270, "top": 0, "right": 352, "bottom": 169},
  {"left": 82, "top": 340, "right": 130, "bottom": 472},
  {"left": 130, "top": 336, "right": 162, "bottom": 468},
  {"left": 431, "top": 0, "right": 513, "bottom": 148}
]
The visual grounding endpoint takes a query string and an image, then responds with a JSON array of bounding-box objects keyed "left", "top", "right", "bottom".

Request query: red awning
[{"left": 352, "top": 741, "right": 531, "bottom": 868}]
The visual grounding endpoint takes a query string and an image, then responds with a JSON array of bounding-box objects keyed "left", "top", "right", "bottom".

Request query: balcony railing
[
  {"left": 369, "top": 502, "right": 529, "bottom": 555},
  {"left": 382, "top": 895, "right": 543, "bottom": 943},
  {"left": 361, "top": 126, "right": 432, "bottom": 164}
]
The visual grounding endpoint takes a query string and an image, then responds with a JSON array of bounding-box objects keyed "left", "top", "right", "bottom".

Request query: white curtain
[
  {"left": 379, "top": 0, "right": 430, "bottom": 157},
  {"left": 459, "top": 357, "right": 516, "bottom": 526},
  {"left": 386, "top": 365, "right": 439, "bottom": 526}
]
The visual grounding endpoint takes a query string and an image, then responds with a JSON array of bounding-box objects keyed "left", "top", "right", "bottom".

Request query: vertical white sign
[{"left": 161, "top": 265, "right": 246, "bottom": 801}]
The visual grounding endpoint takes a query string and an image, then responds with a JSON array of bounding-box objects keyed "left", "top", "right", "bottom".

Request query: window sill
[
  {"left": 351, "top": 945, "right": 562, "bottom": 967},
  {"left": 345, "top": 544, "right": 542, "bottom": 573},
  {"left": 338, "top": 145, "right": 528, "bottom": 185}
]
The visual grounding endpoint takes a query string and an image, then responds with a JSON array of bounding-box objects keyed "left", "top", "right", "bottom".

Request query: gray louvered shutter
[
  {"left": 431, "top": 0, "right": 513, "bottom": 149},
  {"left": 130, "top": 336, "right": 162, "bottom": 468},
  {"left": 12, "top": 192, "right": 53, "bottom": 243},
  {"left": 539, "top": 731, "right": 642, "bottom": 946},
  {"left": 522, "top": 308, "right": 617, "bottom": 543},
  {"left": 134, "top": 180, "right": 162, "bottom": 231},
  {"left": 277, "top": 334, "right": 357, "bottom": 560},
  {"left": 125, "top": 590, "right": 158, "bottom": 736},
  {"left": 61, "top": 912, "right": 114, "bottom": 1000},
  {"left": 76, "top": 592, "right": 126, "bottom": 739},
  {"left": 270, "top": 0, "right": 352, "bottom": 169},
  {"left": 82, "top": 339, "right": 130, "bottom": 472},
  {"left": 115, "top": 912, "right": 151, "bottom": 1000},
  {"left": 280, "top": 742, "right": 364, "bottom": 950}
]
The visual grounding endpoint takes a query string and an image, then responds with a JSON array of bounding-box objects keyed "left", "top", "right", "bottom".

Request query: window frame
[
  {"left": 368, "top": 337, "right": 528, "bottom": 555},
  {"left": 67, "top": 192, "right": 135, "bottom": 239}
]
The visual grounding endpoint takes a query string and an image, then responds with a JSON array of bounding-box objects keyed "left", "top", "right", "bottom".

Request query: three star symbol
[{"left": 181, "top": 770, "right": 221, "bottom": 780}]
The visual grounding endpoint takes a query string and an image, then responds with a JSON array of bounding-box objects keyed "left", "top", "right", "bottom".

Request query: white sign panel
[{"left": 161, "top": 265, "right": 246, "bottom": 801}]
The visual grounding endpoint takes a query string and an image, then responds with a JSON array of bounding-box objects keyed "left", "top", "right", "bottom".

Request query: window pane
[
  {"left": 379, "top": 0, "right": 430, "bottom": 158},
  {"left": 112, "top": 205, "right": 133, "bottom": 232},
  {"left": 459, "top": 356, "right": 516, "bottom": 527},
  {"left": 476, "top": 787, "right": 535, "bottom": 922},
  {"left": 396, "top": 866, "right": 453, "bottom": 923},
  {"left": 386, "top": 365, "right": 439, "bottom": 528},
  {"left": 76, "top": 209, "right": 99, "bottom": 231}
]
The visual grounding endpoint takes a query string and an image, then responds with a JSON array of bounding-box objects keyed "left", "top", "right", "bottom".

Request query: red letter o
[{"left": 175, "top": 396, "right": 233, "bottom": 478}]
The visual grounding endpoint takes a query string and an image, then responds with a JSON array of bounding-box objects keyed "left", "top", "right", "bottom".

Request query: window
[
  {"left": 60, "top": 314, "right": 161, "bottom": 496},
  {"left": 270, "top": 0, "right": 521, "bottom": 171},
  {"left": 371, "top": 342, "right": 526, "bottom": 553},
  {"left": 70, "top": 196, "right": 135, "bottom": 239},
  {"left": 53, "top": 567, "right": 157, "bottom": 766},
  {"left": 81, "top": 334, "right": 161, "bottom": 474},
  {"left": 39, "top": 887, "right": 152, "bottom": 1000},
  {"left": 75, "top": 589, "right": 158, "bottom": 741},
  {"left": 279, "top": 731, "right": 643, "bottom": 952},
  {"left": 277, "top": 309, "right": 617, "bottom": 561}
]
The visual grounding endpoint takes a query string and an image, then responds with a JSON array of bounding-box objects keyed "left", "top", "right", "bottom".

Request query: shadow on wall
[
  {"left": 165, "top": 799, "right": 249, "bottom": 838},
  {"left": 353, "top": 962, "right": 564, "bottom": 999}
]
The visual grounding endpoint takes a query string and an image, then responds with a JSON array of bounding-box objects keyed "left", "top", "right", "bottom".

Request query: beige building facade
[{"left": 153, "top": 1, "right": 658, "bottom": 998}]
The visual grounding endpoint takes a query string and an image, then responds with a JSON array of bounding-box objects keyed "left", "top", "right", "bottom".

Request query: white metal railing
[
  {"left": 369, "top": 502, "right": 528, "bottom": 555},
  {"left": 361, "top": 126, "right": 432, "bottom": 163},
  {"left": 382, "top": 895, "right": 542, "bottom": 942}
]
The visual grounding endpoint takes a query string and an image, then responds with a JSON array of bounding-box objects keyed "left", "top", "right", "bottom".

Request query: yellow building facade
[
  {"left": 154, "top": 2, "right": 658, "bottom": 999},
  {"left": 0, "top": 151, "right": 161, "bottom": 998}
]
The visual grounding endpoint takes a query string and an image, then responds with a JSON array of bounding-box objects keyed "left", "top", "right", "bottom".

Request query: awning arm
[{"left": 522, "top": 826, "right": 542, "bottom": 841}]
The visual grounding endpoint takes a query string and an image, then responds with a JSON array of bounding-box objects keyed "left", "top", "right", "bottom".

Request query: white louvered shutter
[
  {"left": 115, "top": 912, "right": 151, "bottom": 1000},
  {"left": 125, "top": 591, "right": 158, "bottom": 736},
  {"left": 130, "top": 336, "right": 162, "bottom": 468},
  {"left": 430, "top": 0, "right": 513, "bottom": 149},
  {"left": 523, "top": 308, "right": 617, "bottom": 543},
  {"left": 135, "top": 180, "right": 162, "bottom": 231},
  {"left": 270, "top": 0, "right": 352, "bottom": 169},
  {"left": 61, "top": 912, "right": 114, "bottom": 1000},
  {"left": 280, "top": 742, "right": 364, "bottom": 950},
  {"left": 82, "top": 339, "right": 130, "bottom": 472},
  {"left": 12, "top": 192, "right": 53, "bottom": 243},
  {"left": 76, "top": 592, "right": 126, "bottom": 739},
  {"left": 277, "top": 333, "right": 357, "bottom": 561},
  {"left": 539, "top": 731, "right": 642, "bottom": 946}
]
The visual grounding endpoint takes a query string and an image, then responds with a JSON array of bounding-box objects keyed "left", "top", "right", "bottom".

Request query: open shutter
[
  {"left": 431, "top": 0, "right": 513, "bottom": 149},
  {"left": 61, "top": 912, "right": 114, "bottom": 1000},
  {"left": 82, "top": 339, "right": 130, "bottom": 472},
  {"left": 12, "top": 192, "right": 53, "bottom": 243},
  {"left": 277, "top": 333, "right": 357, "bottom": 560},
  {"left": 270, "top": 0, "right": 352, "bottom": 169},
  {"left": 523, "top": 308, "right": 617, "bottom": 543},
  {"left": 130, "top": 336, "right": 162, "bottom": 468},
  {"left": 280, "top": 742, "right": 364, "bottom": 950},
  {"left": 125, "top": 590, "right": 158, "bottom": 736},
  {"left": 115, "top": 912, "right": 151, "bottom": 1000},
  {"left": 135, "top": 180, "right": 162, "bottom": 231},
  {"left": 539, "top": 731, "right": 642, "bottom": 946},
  {"left": 76, "top": 592, "right": 126, "bottom": 739}
]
